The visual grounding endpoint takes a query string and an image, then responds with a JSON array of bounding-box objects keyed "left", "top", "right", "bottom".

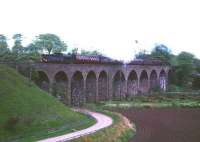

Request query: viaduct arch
[
  {"left": 34, "top": 62, "right": 170, "bottom": 106},
  {"left": 53, "top": 71, "right": 69, "bottom": 104},
  {"left": 127, "top": 70, "right": 138, "bottom": 97}
]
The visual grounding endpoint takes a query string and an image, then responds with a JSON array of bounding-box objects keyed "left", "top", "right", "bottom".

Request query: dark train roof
[
  {"left": 127, "top": 59, "right": 170, "bottom": 66},
  {"left": 41, "top": 53, "right": 123, "bottom": 64},
  {"left": 41, "top": 54, "right": 170, "bottom": 66}
]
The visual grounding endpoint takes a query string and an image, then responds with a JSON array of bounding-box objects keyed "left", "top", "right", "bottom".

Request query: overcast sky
[{"left": 0, "top": 0, "right": 200, "bottom": 61}]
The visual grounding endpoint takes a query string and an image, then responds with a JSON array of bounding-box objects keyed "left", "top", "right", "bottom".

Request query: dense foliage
[
  {"left": 0, "top": 33, "right": 68, "bottom": 63},
  {"left": 135, "top": 43, "right": 200, "bottom": 90},
  {"left": 80, "top": 49, "right": 102, "bottom": 56},
  {"left": 33, "top": 34, "right": 67, "bottom": 54}
]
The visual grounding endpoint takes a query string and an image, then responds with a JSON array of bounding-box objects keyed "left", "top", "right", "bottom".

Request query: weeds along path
[{"left": 38, "top": 109, "right": 113, "bottom": 142}]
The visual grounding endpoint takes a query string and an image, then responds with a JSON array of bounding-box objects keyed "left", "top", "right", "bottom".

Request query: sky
[{"left": 0, "top": 0, "right": 200, "bottom": 61}]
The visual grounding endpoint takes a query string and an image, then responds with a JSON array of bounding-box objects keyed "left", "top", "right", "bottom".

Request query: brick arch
[
  {"left": 112, "top": 70, "right": 126, "bottom": 81},
  {"left": 127, "top": 70, "right": 138, "bottom": 96},
  {"left": 54, "top": 71, "right": 68, "bottom": 82},
  {"left": 112, "top": 70, "right": 126, "bottom": 100},
  {"left": 139, "top": 70, "right": 149, "bottom": 93},
  {"left": 98, "top": 70, "right": 108, "bottom": 101},
  {"left": 168, "top": 69, "right": 173, "bottom": 84},
  {"left": 86, "top": 70, "right": 97, "bottom": 77},
  {"left": 35, "top": 70, "right": 50, "bottom": 92},
  {"left": 71, "top": 71, "right": 84, "bottom": 106},
  {"left": 53, "top": 71, "right": 69, "bottom": 105},
  {"left": 150, "top": 70, "right": 158, "bottom": 90},
  {"left": 159, "top": 69, "right": 167, "bottom": 91},
  {"left": 159, "top": 69, "right": 167, "bottom": 77},
  {"left": 86, "top": 71, "right": 97, "bottom": 103},
  {"left": 36, "top": 69, "right": 50, "bottom": 80},
  {"left": 97, "top": 70, "right": 108, "bottom": 79}
]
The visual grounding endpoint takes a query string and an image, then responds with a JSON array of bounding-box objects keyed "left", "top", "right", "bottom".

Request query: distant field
[
  {"left": 105, "top": 94, "right": 200, "bottom": 142},
  {"left": 0, "top": 65, "right": 95, "bottom": 142}
]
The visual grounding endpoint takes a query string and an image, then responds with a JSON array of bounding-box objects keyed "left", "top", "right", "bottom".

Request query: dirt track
[{"left": 114, "top": 108, "right": 200, "bottom": 142}]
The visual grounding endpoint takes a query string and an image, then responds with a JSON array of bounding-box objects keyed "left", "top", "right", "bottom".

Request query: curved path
[{"left": 38, "top": 109, "right": 113, "bottom": 142}]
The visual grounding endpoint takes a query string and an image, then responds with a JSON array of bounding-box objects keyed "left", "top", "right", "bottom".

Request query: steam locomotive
[{"left": 41, "top": 53, "right": 123, "bottom": 64}]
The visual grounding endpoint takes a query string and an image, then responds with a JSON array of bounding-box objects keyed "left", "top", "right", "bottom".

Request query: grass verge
[
  {"left": 0, "top": 65, "right": 95, "bottom": 142},
  {"left": 71, "top": 104, "right": 135, "bottom": 142},
  {"left": 104, "top": 93, "right": 200, "bottom": 109}
]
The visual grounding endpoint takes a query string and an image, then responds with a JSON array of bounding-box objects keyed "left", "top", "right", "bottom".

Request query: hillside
[{"left": 0, "top": 65, "right": 94, "bottom": 142}]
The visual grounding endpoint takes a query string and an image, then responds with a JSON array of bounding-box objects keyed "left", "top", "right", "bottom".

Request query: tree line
[
  {"left": 135, "top": 44, "right": 200, "bottom": 90},
  {"left": 0, "top": 33, "right": 68, "bottom": 62},
  {"left": 1, "top": 33, "right": 200, "bottom": 90},
  {"left": 0, "top": 33, "right": 103, "bottom": 63}
]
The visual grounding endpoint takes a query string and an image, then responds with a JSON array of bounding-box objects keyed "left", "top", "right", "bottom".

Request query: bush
[
  {"left": 79, "top": 136, "right": 93, "bottom": 142},
  {"left": 22, "top": 117, "right": 33, "bottom": 126},
  {"left": 167, "top": 84, "right": 183, "bottom": 92},
  {"left": 51, "top": 82, "right": 68, "bottom": 105},
  {"left": 4, "top": 117, "right": 20, "bottom": 131},
  {"left": 151, "top": 85, "right": 162, "bottom": 93}
]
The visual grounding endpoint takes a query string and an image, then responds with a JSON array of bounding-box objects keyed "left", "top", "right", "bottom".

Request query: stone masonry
[{"left": 35, "top": 63, "right": 170, "bottom": 106}]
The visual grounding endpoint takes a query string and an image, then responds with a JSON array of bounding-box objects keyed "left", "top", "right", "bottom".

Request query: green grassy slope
[{"left": 0, "top": 65, "right": 94, "bottom": 142}]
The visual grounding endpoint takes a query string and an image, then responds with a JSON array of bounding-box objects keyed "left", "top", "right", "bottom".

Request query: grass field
[
  {"left": 0, "top": 65, "right": 95, "bottom": 142},
  {"left": 104, "top": 93, "right": 200, "bottom": 108}
]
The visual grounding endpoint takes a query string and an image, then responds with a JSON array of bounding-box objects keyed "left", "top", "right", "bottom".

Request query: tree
[
  {"left": 0, "top": 34, "right": 8, "bottom": 49},
  {"left": 80, "top": 49, "right": 102, "bottom": 56},
  {"left": 193, "top": 58, "right": 200, "bottom": 89},
  {"left": 0, "top": 35, "right": 10, "bottom": 61},
  {"left": 151, "top": 44, "right": 171, "bottom": 62},
  {"left": 71, "top": 48, "right": 78, "bottom": 55},
  {"left": 23, "top": 43, "right": 41, "bottom": 61},
  {"left": 192, "top": 74, "right": 200, "bottom": 89},
  {"left": 34, "top": 34, "right": 67, "bottom": 54},
  {"left": 193, "top": 58, "right": 200, "bottom": 73},
  {"left": 135, "top": 50, "right": 149, "bottom": 59},
  {"left": 12, "top": 34, "right": 24, "bottom": 54},
  {"left": 175, "top": 51, "right": 195, "bottom": 87},
  {"left": 25, "top": 43, "right": 41, "bottom": 54}
]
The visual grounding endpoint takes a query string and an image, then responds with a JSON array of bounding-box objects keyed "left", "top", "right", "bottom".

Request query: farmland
[{"left": 113, "top": 108, "right": 200, "bottom": 142}]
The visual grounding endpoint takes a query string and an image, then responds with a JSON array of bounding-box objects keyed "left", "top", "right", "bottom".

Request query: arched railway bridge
[{"left": 34, "top": 54, "right": 171, "bottom": 106}]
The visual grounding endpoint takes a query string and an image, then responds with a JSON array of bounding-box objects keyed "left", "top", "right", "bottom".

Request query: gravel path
[{"left": 38, "top": 109, "right": 113, "bottom": 142}]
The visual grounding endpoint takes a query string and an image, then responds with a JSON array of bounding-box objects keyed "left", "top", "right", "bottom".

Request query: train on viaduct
[{"left": 34, "top": 54, "right": 171, "bottom": 106}]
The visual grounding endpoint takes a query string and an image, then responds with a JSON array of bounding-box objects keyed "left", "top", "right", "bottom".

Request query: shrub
[
  {"left": 79, "top": 136, "right": 93, "bottom": 142},
  {"left": 151, "top": 85, "right": 162, "bottom": 93},
  {"left": 51, "top": 82, "right": 68, "bottom": 105},
  {"left": 22, "top": 117, "right": 33, "bottom": 126},
  {"left": 4, "top": 117, "right": 20, "bottom": 131},
  {"left": 167, "top": 84, "right": 183, "bottom": 92}
]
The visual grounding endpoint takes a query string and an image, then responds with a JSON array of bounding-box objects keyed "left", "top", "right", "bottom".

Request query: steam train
[
  {"left": 41, "top": 53, "right": 169, "bottom": 66},
  {"left": 127, "top": 59, "right": 170, "bottom": 66},
  {"left": 41, "top": 53, "right": 123, "bottom": 64}
]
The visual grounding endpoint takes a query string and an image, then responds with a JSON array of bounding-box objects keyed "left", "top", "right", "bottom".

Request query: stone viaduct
[{"left": 34, "top": 61, "right": 170, "bottom": 106}]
